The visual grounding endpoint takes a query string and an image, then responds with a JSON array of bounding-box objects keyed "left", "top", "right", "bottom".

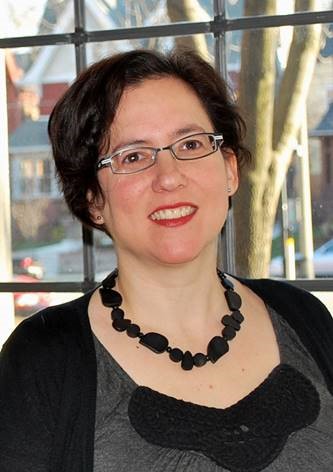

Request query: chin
[{"left": 150, "top": 241, "right": 212, "bottom": 266}]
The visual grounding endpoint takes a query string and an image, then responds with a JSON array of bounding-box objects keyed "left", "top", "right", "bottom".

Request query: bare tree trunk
[
  {"left": 234, "top": 0, "right": 277, "bottom": 277},
  {"left": 234, "top": 0, "right": 321, "bottom": 277},
  {"left": 166, "top": 0, "right": 210, "bottom": 60}
]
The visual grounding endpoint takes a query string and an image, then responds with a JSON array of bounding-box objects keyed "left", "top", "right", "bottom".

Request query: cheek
[
  {"left": 200, "top": 159, "right": 228, "bottom": 195},
  {"left": 101, "top": 175, "right": 147, "bottom": 218},
  {"left": 198, "top": 161, "right": 230, "bottom": 227}
]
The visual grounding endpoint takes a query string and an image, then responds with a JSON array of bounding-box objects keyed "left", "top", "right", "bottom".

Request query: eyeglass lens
[{"left": 111, "top": 133, "right": 217, "bottom": 174}]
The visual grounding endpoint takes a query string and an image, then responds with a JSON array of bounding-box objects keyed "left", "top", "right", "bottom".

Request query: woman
[{"left": 1, "top": 49, "right": 333, "bottom": 472}]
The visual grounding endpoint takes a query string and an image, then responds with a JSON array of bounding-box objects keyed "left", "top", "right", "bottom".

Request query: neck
[
  {"left": 100, "top": 264, "right": 244, "bottom": 371},
  {"left": 114, "top": 251, "right": 227, "bottom": 337}
]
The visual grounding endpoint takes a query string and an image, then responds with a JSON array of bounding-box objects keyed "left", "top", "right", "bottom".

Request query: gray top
[{"left": 93, "top": 307, "right": 333, "bottom": 471}]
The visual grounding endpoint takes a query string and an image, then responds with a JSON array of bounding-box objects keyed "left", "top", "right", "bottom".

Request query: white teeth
[{"left": 150, "top": 206, "right": 196, "bottom": 220}]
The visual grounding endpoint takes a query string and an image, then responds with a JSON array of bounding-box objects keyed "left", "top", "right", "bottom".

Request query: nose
[{"left": 151, "top": 148, "right": 188, "bottom": 193}]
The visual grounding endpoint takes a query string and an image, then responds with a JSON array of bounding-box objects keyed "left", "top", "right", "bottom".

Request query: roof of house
[
  {"left": 18, "top": 0, "right": 170, "bottom": 87},
  {"left": 9, "top": 117, "right": 49, "bottom": 150}
]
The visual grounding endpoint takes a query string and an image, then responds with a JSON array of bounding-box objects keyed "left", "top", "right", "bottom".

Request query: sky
[{"left": 1, "top": 0, "right": 48, "bottom": 37}]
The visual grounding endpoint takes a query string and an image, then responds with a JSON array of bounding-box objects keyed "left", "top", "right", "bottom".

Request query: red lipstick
[{"left": 149, "top": 202, "right": 198, "bottom": 227}]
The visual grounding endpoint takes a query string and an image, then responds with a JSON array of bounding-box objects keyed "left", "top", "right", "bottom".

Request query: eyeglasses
[{"left": 96, "top": 132, "right": 224, "bottom": 175}]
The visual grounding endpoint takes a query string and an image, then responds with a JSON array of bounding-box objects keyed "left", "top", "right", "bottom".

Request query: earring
[
  {"left": 96, "top": 215, "right": 103, "bottom": 221},
  {"left": 227, "top": 187, "right": 232, "bottom": 193}
]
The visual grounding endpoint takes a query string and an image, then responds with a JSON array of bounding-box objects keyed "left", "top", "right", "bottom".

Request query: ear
[
  {"left": 87, "top": 190, "right": 105, "bottom": 226},
  {"left": 223, "top": 149, "right": 239, "bottom": 196}
]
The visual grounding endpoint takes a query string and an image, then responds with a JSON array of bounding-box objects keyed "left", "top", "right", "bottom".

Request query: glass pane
[
  {"left": 226, "top": 0, "right": 333, "bottom": 18},
  {"left": 227, "top": 24, "right": 333, "bottom": 278},
  {"left": 87, "top": 34, "right": 214, "bottom": 66},
  {"left": 0, "top": 0, "right": 73, "bottom": 39},
  {"left": 1, "top": 45, "right": 85, "bottom": 283},
  {"left": 85, "top": 0, "right": 213, "bottom": 31}
]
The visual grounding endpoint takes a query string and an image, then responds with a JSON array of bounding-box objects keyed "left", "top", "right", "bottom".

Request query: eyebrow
[{"left": 110, "top": 124, "right": 207, "bottom": 153}]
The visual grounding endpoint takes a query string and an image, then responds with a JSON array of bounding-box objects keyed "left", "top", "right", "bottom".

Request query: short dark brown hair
[{"left": 48, "top": 49, "right": 251, "bottom": 230}]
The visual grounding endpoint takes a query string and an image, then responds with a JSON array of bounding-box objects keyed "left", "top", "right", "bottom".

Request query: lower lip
[{"left": 150, "top": 212, "right": 196, "bottom": 227}]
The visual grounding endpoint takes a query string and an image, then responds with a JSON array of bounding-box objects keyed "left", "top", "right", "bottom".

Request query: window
[
  {"left": 1, "top": 0, "right": 332, "bottom": 344},
  {"left": 12, "top": 157, "right": 55, "bottom": 198}
]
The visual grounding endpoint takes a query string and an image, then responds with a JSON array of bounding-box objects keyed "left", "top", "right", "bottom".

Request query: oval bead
[
  {"left": 113, "top": 318, "right": 131, "bottom": 332},
  {"left": 139, "top": 332, "right": 168, "bottom": 353},
  {"left": 232, "top": 310, "right": 244, "bottom": 324},
  {"left": 169, "top": 348, "right": 183, "bottom": 363},
  {"left": 127, "top": 323, "right": 140, "bottom": 338},
  {"left": 207, "top": 336, "right": 229, "bottom": 363},
  {"left": 221, "top": 314, "right": 240, "bottom": 331},
  {"left": 193, "top": 352, "right": 208, "bottom": 367},
  {"left": 111, "top": 307, "right": 124, "bottom": 321},
  {"left": 181, "top": 351, "right": 194, "bottom": 370},
  {"left": 222, "top": 325, "right": 236, "bottom": 340}
]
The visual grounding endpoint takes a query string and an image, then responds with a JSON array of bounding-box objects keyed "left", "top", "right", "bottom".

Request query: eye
[
  {"left": 116, "top": 148, "right": 153, "bottom": 169},
  {"left": 122, "top": 152, "right": 142, "bottom": 164},
  {"left": 182, "top": 139, "right": 202, "bottom": 151}
]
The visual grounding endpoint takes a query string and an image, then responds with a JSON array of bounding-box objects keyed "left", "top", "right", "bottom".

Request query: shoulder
[
  {"left": 1, "top": 291, "right": 94, "bottom": 367},
  {"left": 237, "top": 276, "right": 333, "bottom": 394},
  {"left": 239, "top": 276, "right": 332, "bottom": 320},
  {"left": 1, "top": 291, "right": 97, "bottom": 410},
  {"left": 239, "top": 276, "right": 333, "bottom": 338}
]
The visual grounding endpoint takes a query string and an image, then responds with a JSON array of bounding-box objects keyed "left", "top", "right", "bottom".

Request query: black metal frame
[{"left": 1, "top": 0, "right": 332, "bottom": 293}]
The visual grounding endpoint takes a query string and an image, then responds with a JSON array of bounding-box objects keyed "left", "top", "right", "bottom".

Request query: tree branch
[
  {"left": 166, "top": 0, "right": 210, "bottom": 59},
  {"left": 272, "top": 22, "right": 322, "bottom": 158}
]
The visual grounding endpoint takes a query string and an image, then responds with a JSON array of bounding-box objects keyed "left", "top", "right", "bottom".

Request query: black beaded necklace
[{"left": 99, "top": 269, "right": 244, "bottom": 371}]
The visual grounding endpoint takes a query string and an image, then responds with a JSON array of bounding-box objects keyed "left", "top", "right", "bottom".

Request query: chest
[
  {"left": 93, "top": 334, "right": 331, "bottom": 472},
  {"left": 91, "top": 312, "right": 280, "bottom": 409}
]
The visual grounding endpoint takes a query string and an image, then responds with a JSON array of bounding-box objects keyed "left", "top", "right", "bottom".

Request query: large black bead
[
  {"left": 139, "top": 332, "right": 168, "bottom": 353},
  {"left": 111, "top": 307, "right": 124, "bottom": 321},
  {"left": 127, "top": 324, "right": 140, "bottom": 338},
  {"left": 232, "top": 310, "right": 244, "bottom": 323},
  {"left": 222, "top": 325, "right": 236, "bottom": 340},
  {"left": 113, "top": 318, "right": 131, "bottom": 332},
  {"left": 169, "top": 348, "right": 183, "bottom": 363},
  {"left": 193, "top": 352, "right": 208, "bottom": 367},
  {"left": 100, "top": 288, "right": 123, "bottom": 307},
  {"left": 225, "top": 290, "right": 242, "bottom": 311},
  {"left": 207, "top": 336, "right": 229, "bottom": 363},
  {"left": 181, "top": 351, "right": 194, "bottom": 370},
  {"left": 221, "top": 314, "right": 240, "bottom": 331}
]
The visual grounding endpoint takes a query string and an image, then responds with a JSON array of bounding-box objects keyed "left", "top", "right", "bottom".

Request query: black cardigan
[{"left": 0, "top": 278, "right": 332, "bottom": 472}]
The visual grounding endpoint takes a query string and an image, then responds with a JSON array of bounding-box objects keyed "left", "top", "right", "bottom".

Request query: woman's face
[{"left": 91, "top": 76, "right": 238, "bottom": 266}]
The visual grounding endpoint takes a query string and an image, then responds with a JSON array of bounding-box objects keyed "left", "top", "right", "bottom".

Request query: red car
[
  {"left": 13, "top": 256, "right": 44, "bottom": 279},
  {"left": 14, "top": 275, "right": 50, "bottom": 318}
]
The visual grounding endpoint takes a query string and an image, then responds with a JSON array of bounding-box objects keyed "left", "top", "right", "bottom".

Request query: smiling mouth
[{"left": 149, "top": 206, "right": 197, "bottom": 221}]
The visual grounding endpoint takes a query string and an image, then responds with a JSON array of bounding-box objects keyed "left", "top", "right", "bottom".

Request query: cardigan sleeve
[
  {"left": 0, "top": 294, "right": 97, "bottom": 472},
  {"left": 0, "top": 319, "right": 55, "bottom": 472}
]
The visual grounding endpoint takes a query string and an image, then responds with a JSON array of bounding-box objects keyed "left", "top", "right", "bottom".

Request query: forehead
[
  {"left": 110, "top": 76, "right": 213, "bottom": 143},
  {"left": 120, "top": 76, "right": 203, "bottom": 107}
]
